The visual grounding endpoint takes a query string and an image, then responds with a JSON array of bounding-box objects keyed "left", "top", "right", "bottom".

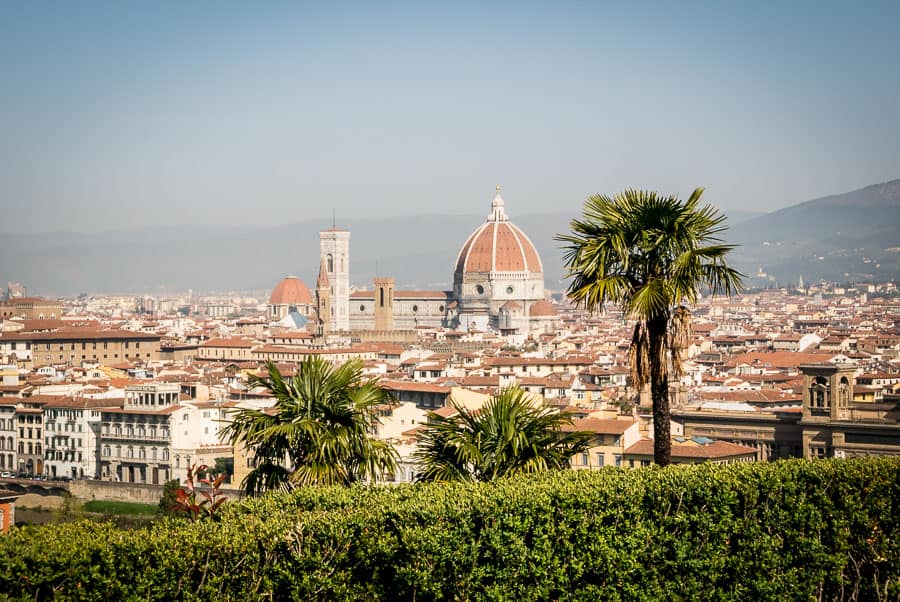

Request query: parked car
[{"left": 0, "top": 471, "right": 13, "bottom": 478}]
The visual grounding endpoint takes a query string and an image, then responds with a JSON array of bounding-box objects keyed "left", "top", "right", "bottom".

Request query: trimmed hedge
[{"left": 1, "top": 458, "right": 898, "bottom": 600}]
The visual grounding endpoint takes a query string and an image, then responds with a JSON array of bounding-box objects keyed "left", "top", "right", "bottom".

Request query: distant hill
[
  {"left": 726, "top": 179, "right": 900, "bottom": 285},
  {"left": 1, "top": 182, "right": 897, "bottom": 296}
]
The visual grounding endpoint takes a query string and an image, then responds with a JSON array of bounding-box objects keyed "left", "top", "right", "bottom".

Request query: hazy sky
[{"left": 2, "top": 1, "right": 898, "bottom": 233}]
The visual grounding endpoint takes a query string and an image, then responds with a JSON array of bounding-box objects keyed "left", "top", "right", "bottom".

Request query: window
[
  {"left": 506, "top": 286, "right": 514, "bottom": 294},
  {"left": 581, "top": 453, "right": 589, "bottom": 466},
  {"left": 614, "top": 455, "right": 622, "bottom": 467},
  {"left": 475, "top": 285, "right": 484, "bottom": 295},
  {"left": 596, "top": 453, "right": 604, "bottom": 467}
]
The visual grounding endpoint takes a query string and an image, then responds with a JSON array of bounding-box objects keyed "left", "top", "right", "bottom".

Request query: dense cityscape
[{"left": 1, "top": 188, "right": 898, "bottom": 516}]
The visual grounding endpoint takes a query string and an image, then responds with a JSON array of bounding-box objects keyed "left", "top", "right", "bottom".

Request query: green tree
[
  {"left": 557, "top": 188, "right": 742, "bottom": 466},
  {"left": 223, "top": 357, "right": 398, "bottom": 493},
  {"left": 414, "top": 386, "right": 594, "bottom": 482},
  {"left": 157, "top": 478, "right": 183, "bottom": 516},
  {"left": 213, "top": 457, "right": 234, "bottom": 484}
]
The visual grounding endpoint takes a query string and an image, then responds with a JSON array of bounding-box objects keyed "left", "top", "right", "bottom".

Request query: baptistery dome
[{"left": 451, "top": 187, "right": 545, "bottom": 332}]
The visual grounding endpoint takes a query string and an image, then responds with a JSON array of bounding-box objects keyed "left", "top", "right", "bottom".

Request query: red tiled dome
[
  {"left": 269, "top": 276, "right": 313, "bottom": 306},
  {"left": 454, "top": 189, "right": 542, "bottom": 277},
  {"left": 529, "top": 299, "right": 557, "bottom": 317},
  {"left": 454, "top": 220, "right": 542, "bottom": 275}
]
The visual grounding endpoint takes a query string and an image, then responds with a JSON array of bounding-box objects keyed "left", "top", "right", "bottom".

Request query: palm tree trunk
[{"left": 647, "top": 314, "right": 671, "bottom": 467}]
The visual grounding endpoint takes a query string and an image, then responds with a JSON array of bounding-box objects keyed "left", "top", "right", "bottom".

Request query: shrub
[{"left": 0, "top": 458, "right": 898, "bottom": 600}]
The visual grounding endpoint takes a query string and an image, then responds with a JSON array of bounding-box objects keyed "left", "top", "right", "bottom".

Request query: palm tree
[
  {"left": 223, "top": 357, "right": 398, "bottom": 493},
  {"left": 414, "top": 386, "right": 594, "bottom": 482},
  {"left": 556, "top": 188, "right": 742, "bottom": 466}
]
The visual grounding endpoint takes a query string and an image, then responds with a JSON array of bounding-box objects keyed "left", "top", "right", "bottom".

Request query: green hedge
[{"left": 1, "top": 458, "right": 898, "bottom": 600}]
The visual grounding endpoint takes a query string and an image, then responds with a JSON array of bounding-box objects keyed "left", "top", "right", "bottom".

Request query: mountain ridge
[{"left": 2, "top": 180, "right": 897, "bottom": 296}]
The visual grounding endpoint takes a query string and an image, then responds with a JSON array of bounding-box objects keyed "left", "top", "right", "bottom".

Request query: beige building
[
  {"left": 566, "top": 417, "right": 641, "bottom": 469},
  {"left": 0, "top": 329, "right": 161, "bottom": 367},
  {"left": 0, "top": 297, "right": 63, "bottom": 320}
]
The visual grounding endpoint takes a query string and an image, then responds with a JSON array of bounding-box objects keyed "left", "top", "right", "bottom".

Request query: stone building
[
  {"left": 800, "top": 363, "right": 900, "bottom": 458},
  {"left": 99, "top": 383, "right": 180, "bottom": 485},
  {"left": 0, "top": 297, "right": 63, "bottom": 320}
]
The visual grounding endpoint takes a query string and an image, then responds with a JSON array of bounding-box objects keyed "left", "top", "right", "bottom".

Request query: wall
[{"left": 69, "top": 479, "right": 243, "bottom": 504}]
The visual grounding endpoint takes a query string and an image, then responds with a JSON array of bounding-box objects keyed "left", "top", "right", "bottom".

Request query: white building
[
  {"left": 320, "top": 228, "right": 351, "bottom": 331},
  {"left": 43, "top": 397, "right": 106, "bottom": 479}
]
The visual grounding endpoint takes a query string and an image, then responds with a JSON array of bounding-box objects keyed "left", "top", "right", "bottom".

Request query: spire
[
  {"left": 488, "top": 184, "right": 508, "bottom": 222},
  {"left": 317, "top": 257, "right": 329, "bottom": 288}
]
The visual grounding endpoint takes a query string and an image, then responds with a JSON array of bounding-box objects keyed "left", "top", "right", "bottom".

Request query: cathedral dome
[
  {"left": 269, "top": 276, "right": 313, "bottom": 306},
  {"left": 453, "top": 188, "right": 543, "bottom": 277}
]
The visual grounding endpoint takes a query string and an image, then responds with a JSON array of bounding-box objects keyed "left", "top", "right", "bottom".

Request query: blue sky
[{"left": 2, "top": 1, "right": 898, "bottom": 232}]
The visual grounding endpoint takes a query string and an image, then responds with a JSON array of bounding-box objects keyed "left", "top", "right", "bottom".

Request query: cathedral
[{"left": 267, "top": 187, "right": 557, "bottom": 335}]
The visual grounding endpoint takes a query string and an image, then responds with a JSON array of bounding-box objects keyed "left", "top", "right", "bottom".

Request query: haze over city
[{"left": 2, "top": 1, "right": 899, "bottom": 233}]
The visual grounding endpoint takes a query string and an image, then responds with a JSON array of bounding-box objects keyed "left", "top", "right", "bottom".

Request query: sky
[{"left": 2, "top": 1, "right": 899, "bottom": 233}]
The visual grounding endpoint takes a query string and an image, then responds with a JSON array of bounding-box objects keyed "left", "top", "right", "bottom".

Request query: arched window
[
  {"left": 810, "top": 376, "right": 829, "bottom": 408},
  {"left": 839, "top": 376, "right": 851, "bottom": 407},
  {"left": 327, "top": 254, "right": 334, "bottom": 273}
]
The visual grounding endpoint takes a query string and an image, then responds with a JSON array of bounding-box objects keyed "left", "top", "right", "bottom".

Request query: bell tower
[
  {"left": 319, "top": 227, "right": 350, "bottom": 331},
  {"left": 373, "top": 277, "right": 394, "bottom": 331},
  {"left": 315, "top": 258, "right": 331, "bottom": 337}
]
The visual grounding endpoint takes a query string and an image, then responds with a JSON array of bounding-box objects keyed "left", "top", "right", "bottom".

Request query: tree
[
  {"left": 557, "top": 188, "right": 742, "bottom": 466},
  {"left": 158, "top": 478, "right": 183, "bottom": 516},
  {"left": 414, "top": 386, "right": 594, "bottom": 482},
  {"left": 223, "top": 357, "right": 398, "bottom": 493}
]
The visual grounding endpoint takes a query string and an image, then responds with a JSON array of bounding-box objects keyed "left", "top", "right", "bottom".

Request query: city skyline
[{"left": 2, "top": 1, "right": 899, "bottom": 233}]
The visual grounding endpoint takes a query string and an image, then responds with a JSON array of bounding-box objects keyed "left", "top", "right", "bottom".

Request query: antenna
[{"left": 375, "top": 260, "right": 379, "bottom": 278}]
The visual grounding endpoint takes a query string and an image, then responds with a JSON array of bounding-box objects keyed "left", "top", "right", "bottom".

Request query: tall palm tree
[
  {"left": 223, "top": 357, "right": 398, "bottom": 494},
  {"left": 556, "top": 188, "right": 742, "bottom": 466},
  {"left": 414, "top": 386, "right": 594, "bottom": 482}
]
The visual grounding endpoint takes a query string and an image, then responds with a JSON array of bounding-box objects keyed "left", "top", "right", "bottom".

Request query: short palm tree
[
  {"left": 414, "top": 386, "right": 594, "bottom": 482},
  {"left": 557, "top": 188, "right": 742, "bottom": 466},
  {"left": 223, "top": 357, "right": 398, "bottom": 493}
]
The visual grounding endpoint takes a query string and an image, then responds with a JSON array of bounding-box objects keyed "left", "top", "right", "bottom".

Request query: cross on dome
[{"left": 489, "top": 185, "right": 508, "bottom": 222}]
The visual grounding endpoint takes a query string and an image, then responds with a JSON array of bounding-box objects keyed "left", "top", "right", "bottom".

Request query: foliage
[
  {"left": 2, "top": 458, "right": 896, "bottom": 600},
  {"left": 171, "top": 464, "right": 228, "bottom": 522},
  {"left": 54, "top": 492, "right": 84, "bottom": 522},
  {"left": 223, "top": 357, "right": 399, "bottom": 493},
  {"left": 414, "top": 386, "right": 594, "bottom": 482},
  {"left": 213, "top": 456, "right": 234, "bottom": 482},
  {"left": 157, "top": 479, "right": 183, "bottom": 517},
  {"left": 557, "top": 188, "right": 743, "bottom": 466}
]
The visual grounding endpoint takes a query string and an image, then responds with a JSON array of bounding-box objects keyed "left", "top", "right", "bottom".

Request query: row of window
[
  {"left": 102, "top": 425, "right": 169, "bottom": 439},
  {"left": 45, "top": 451, "right": 83, "bottom": 462},
  {"left": 46, "top": 422, "right": 84, "bottom": 433},
  {"left": 41, "top": 341, "right": 143, "bottom": 351},
  {"left": 102, "top": 445, "right": 169, "bottom": 461},
  {"left": 18, "top": 428, "right": 41, "bottom": 440}
]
